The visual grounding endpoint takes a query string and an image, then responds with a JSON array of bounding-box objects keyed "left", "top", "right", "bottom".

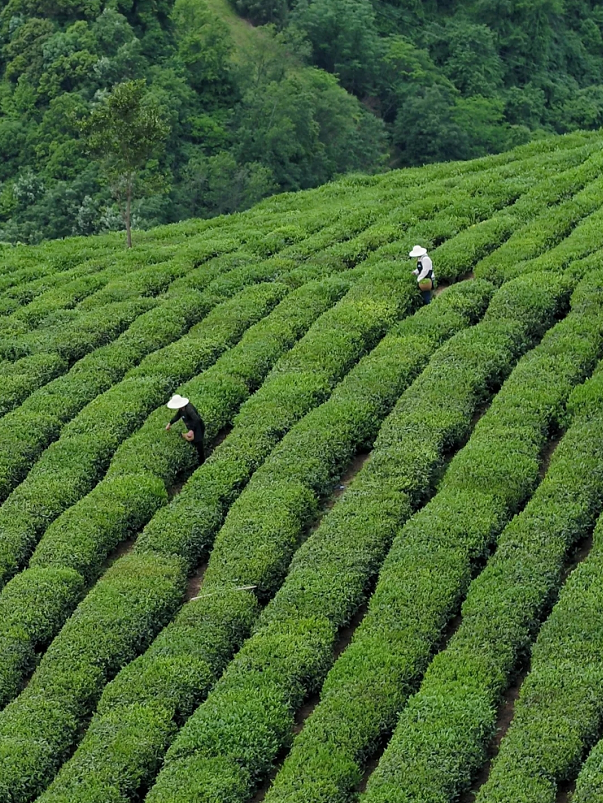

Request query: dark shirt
[{"left": 170, "top": 403, "right": 205, "bottom": 444}]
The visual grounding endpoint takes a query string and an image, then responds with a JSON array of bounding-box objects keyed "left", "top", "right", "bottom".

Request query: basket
[{"left": 418, "top": 278, "right": 433, "bottom": 291}]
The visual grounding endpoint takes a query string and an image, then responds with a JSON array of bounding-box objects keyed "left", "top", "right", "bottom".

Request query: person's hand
[{"left": 165, "top": 423, "right": 171, "bottom": 431}]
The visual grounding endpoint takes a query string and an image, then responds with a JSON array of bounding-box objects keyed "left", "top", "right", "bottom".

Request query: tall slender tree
[{"left": 83, "top": 79, "right": 170, "bottom": 247}]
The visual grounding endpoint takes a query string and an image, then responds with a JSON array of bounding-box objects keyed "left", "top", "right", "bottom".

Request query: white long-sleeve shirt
[{"left": 413, "top": 255, "right": 434, "bottom": 282}]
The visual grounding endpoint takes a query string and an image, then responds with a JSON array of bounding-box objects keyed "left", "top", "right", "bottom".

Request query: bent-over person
[{"left": 165, "top": 394, "right": 205, "bottom": 465}]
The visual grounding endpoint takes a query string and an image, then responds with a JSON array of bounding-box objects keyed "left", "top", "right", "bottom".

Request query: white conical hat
[
  {"left": 167, "top": 394, "right": 189, "bottom": 409},
  {"left": 409, "top": 245, "right": 427, "bottom": 258}
]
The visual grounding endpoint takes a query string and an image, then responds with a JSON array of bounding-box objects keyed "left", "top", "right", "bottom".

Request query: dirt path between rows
[
  {"left": 460, "top": 672, "right": 527, "bottom": 803},
  {"left": 460, "top": 521, "right": 597, "bottom": 802},
  {"left": 184, "top": 561, "right": 208, "bottom": 601}
]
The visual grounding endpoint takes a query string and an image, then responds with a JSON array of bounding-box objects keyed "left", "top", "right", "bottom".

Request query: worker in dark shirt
[{"left": 165, "top": 394, "right": 205, "bottom": 465}]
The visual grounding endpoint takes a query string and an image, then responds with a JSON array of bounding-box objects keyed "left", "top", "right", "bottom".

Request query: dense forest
[{"left": 2, "top": 0, "right": 603, "bottom": 243}]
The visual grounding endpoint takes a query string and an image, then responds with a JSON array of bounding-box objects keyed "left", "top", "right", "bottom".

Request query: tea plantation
[{"left": 2, "top": 130, "right": 603, "bottom": 803}]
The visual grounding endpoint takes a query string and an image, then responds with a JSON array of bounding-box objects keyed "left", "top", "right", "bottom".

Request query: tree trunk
[{"left": 126, "top": 177, "right": 132, "bottom": 249}]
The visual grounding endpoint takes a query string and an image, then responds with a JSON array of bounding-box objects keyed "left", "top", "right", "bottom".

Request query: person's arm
[{"left": 166, "top": 410, "right": 183, "bottom": 430}]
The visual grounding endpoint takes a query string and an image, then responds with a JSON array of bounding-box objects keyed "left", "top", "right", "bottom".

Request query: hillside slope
[
  {"left": 3, "top": 0, "right": 603, "bottom": 244},
  {"left": 1, "top": 132, "right": 603, "bottom": 803}
]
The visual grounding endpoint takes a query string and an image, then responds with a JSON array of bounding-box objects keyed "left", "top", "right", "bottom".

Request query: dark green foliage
[
  {"left": 0, "top": 268, "right": 406, "bottom": 801},
  {"left": 141, "top": 273, "right": 576, "bottom": 803},
  {"left": 355, "top": 276, "right": 603, "bottom": 803},
  {"left": 36, "top": 278, "right": 491, "bottom": 803},
  {"left": 0, "top": 0, "right": 387, "bottom": 243},
  {"left": 261, "top": 271, "right": 603, "bottom": 803},
  {"left": 232, "top": 68, "right": 388, "bottom": 192},
  {"left": 83, "top": 79, "right": 170, "bottom": 247},
  {"left": 291, "top": 0, "right": 383, "bottom": 95},
  {"left": 3, "top": 0, "right": 603, "bottom": 242}
]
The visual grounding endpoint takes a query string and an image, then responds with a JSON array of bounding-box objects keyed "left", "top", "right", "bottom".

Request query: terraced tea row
[
  {"left": 32, "top": 271, "right": 574, "bottom": 803},
  {"left": 0, "top": 128, "right": 602, "bottom": 803},
  {"left": 144, "top": 274, "right": 557, "bottom": 803},
  {"left": 227, "top": 271, "right": 600, "bottom": 803},
  {"left": 0, "top": 236, "right": 369, "bottom": 503},
  {"left": 358, "top": 280, "right": 603, "bottom": 803},
  {"left": 0, "top": 277, "right": 348, "bottom": 709},
  {"left": 33, "top": 276, "right": 498, "bottom": 803},
  {"left": 0, "top": 166, "right": 499, "bottom": 418},
  {"left": 0, "top": 265, "right": 420, "bottom": 803},
  {"left": 0, "top": 148, "right": 566, "bottom": 573}
]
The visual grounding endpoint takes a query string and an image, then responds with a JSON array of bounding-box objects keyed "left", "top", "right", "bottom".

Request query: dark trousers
[
  {"left": 421, "top": 289, "right": 432, "bottom": 304},
  {"left": 194, "top": 441, "right": 205, "bottom": 465}
]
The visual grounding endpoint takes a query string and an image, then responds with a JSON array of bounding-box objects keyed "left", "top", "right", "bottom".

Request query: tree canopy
[
  {"left": 84, "top": 79, "right": 169, "bottom": 246},
  {"left": 1, "top": 0, "right": 603, "bottom": 243}
]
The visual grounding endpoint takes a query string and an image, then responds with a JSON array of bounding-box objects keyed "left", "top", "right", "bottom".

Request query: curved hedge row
[
  {"left": 438, "top": 140, "right": 597, "bottom": 275},
  {"left": 0, "top": 262, "right": 163, "bottom": 408},
  {"left": 471, "top": 155, "right": 603, "bottom": 284},
  {"left": 285, "top": 152, "right": 547, "bottom": 290},
  {"left": 390, "top": 142, "right": 601, "bottom": 284},
  {"left": 0, "top": 247, "right": 117, "bottom": 299},
  {"left": 258, "top": 272, "right": 600, "bottom": 803},
  {"left": 357, "top": 275, "right": 603, "bottom": 803},
  {"left": 131, "top": 265, "right": 416, "bottom": 572},
  {"left": 475, "top": 196, "right": 603, "bottom": 289},
  {"left": 0, "top": 259, "right": 124, "bottom": 326},
  {"left": 0, "top": 237, "right": 196, "bottom": 308},
  {"left": 0, "top": 242, "right": 301, "bottom": 416},
  {"left": 573, "top": 575, "right": 603, "bottom": 803},
  {"left": 0, "top": 297, "right": 158, "bottom": 363},
  {"left": 78, "top": 253, "right": 238, "bottom": 312},
  {"left": 37, "top": 278, "right": 494, "bottom": 803},
  {"left": 0, "top": 241, "right": 341, "bottom": 506},
  {"left": 0, "top": 288, "right": 208, "bottom": 503},
  {"left": 0, "top": 277, "right": 348, "bottom": 711},
  {"left": 0, "top": 240, "right": 203, "bottom": 323},
  {"left": 146, "top": 272, "right": 572, "bottom": 803},
  {"left": 321, "top": 147, "right": 554, "bottom": 272},
  {"left": 0, "top": 266, "right": 415, "bottom": 803},
  {"left": 477, "top": 530, "right": 603, "bottom": 801},
  {"left": 470, "top": 374, "right": 603, "bottom": 803},
  {"left": 512, "top": 202, "right": 603, "bottom": 278},
  {"left": 0, "top": 280, "right": 291, "bottom": 589},
  {"left": 371, "top": 379, "right": 603, "bottom": 803},
  {"left": 145, "top": 279, "right": 539, "bottom": 803},
  {"left": 0, "top": 353, "right": 67, "bottom": 418}
]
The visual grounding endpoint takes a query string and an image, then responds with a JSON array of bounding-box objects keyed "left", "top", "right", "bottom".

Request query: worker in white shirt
[{"left": 409, "top": 245, "right": 435, "bottom": 304}]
